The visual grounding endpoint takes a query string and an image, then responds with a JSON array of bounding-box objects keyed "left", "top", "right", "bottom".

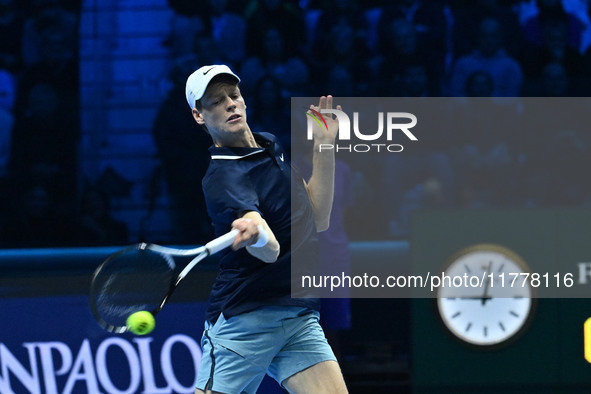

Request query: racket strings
[{"left": 90, "top": 248, "right": 177, "bottom": 330}]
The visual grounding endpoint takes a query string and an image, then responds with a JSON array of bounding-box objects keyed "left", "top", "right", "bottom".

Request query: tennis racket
[{"left": 89, "top": 229, "right": 239, "bottom": 333}]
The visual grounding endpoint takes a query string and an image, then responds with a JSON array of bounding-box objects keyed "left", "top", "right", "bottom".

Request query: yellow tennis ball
[{"left": 126, "top": 311, "right": 155, "bottom": 335}]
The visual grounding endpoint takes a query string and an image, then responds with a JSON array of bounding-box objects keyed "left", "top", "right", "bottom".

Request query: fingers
[
  {"left": 310, "top": 96, "right": 337, "bottom": 123},
  {"left": 230, "top": 218, "right": 260, "bottom": 250},
  {"left": 317, "top": 96, "right": 325, "bottom": 110},
  {"left": 316, "top": 95, "right": 333, "bottom": 111}
]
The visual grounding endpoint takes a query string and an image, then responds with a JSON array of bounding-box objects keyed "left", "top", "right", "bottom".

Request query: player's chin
[
  {"left": 225, "top": 124, "right": 248, "bottom": 135},
  {"left": 227, "top": 122, "right": 245, "bottom": 130}
]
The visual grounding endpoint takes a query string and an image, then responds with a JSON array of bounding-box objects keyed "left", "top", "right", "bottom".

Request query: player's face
[{"left": 194, "top": 82, "right": 249, "bottom": 145}]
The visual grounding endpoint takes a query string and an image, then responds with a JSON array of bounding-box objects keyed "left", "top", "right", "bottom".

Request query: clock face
[{"left": 436, "top": 244, "right": 535, "bottom": 347}]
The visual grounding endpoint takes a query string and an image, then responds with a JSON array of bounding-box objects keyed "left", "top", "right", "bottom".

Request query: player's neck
[{"left": 213, "top": 126, "right": 259, "bottom": 148}]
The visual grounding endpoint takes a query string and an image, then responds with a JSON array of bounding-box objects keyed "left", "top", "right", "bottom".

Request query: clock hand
[
  {"left": 444, "top": 295, "right": 490, "bottom": 300},
  {"left": 481, "top": 260, "right": 493, "bottom": 306}
]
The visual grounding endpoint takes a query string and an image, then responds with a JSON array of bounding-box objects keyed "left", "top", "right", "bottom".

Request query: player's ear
[
  {"left": 192, "top": 108, "right": 210, "bottom": 135},
  {"left": 192, "top": 108, "right": 205, "bottom": 125}
]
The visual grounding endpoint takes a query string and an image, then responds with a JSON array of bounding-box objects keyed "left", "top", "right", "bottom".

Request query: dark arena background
[{"left": 2, "top": 0, "right": 591, "bottom": 393}]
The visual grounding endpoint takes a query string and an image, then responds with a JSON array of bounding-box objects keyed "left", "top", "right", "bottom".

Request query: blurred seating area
[{"left": 2, "top": 0, "right": 591, "bottom": 246}]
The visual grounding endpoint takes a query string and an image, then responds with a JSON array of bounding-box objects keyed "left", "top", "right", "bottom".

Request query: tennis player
[{"left": 186, "top": 65, "right": 347, "bottom": 393}]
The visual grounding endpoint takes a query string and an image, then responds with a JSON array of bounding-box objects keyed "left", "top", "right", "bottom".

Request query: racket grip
[{"left": 205, "top": 229, "right": 239, "bottom": 255}]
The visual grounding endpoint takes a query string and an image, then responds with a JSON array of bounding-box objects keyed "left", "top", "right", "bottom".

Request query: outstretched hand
[{"left": 308, "top": 95, "right": 341, "bottom": 145}]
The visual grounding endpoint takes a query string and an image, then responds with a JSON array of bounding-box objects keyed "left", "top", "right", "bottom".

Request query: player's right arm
[{"left": 231, "top": 211, "right": 280, "bottom": 263}]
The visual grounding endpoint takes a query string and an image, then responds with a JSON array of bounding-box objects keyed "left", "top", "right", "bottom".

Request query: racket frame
[{"left": 90, "top": 229, "right": 239, "bottom": 333}]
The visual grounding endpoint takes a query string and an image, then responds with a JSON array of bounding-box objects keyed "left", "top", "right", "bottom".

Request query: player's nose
[{"left": 223, "top": 96, "right": 237, "bottom": 110}]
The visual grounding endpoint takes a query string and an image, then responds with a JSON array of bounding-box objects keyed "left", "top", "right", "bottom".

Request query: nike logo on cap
[{"left": 203, "top": 67, "right": 215, "bottom": 75}]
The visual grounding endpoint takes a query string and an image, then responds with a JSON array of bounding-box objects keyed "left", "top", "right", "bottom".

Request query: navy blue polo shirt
[{"left": 202, "top": 132, "right": 319, "bottom": 323}]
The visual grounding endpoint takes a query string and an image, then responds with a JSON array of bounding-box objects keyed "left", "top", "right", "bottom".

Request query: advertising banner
[{"left": 0, "top": 296, "right": 206, "bottom": 394}]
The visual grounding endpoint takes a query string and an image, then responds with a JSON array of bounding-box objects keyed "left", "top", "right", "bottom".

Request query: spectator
[
  {"left": 214, "top": 19, "right": 247, "bottom": 67},
  {"left": 325, "top": 65, "right": 356, "bottom": 97},
  {"left": 0, "top": 67, "right": 15, "bottom": 111},
  {"left": 394, "top": 62, "right": 441, "bottom": 97},
  {"left": 0, "top": 0, "right": 25, "bottom": 72},
  {"left": 378, "top": 18, "right": 445, "bottom": 96},
  {"left": 311, "top": 13, "right": 372, "bottom": 95},
  {"left": 164, "top": 0, "right": 206, "bottom": 58},
  {"left": 244, "top": 0, "right": 305, "bottom": 57},
  {"left": 451, "top": 0, "right": 524, "bottom": 59},
  {"left": 309, "top": 0, "right": 370, "bottom": 66},
  {"left": 75, "top": 187, "right": 129, "bottom": 246},
  {"left": 448, "top": 17, "right": 523, "bottom": 96},
  {"left": 538, "top": 62, "right": 571, "bottom": 96},
  {"left": 21, "top": 0, "right": 78, "bottom": 70},
  {"left": 531, "top": 16, "right": 585, "bottom": 65},
  {"left": 379, "top": 0, "right": 448, "bottom": 76},
  {"left": 10, "top": 0, "right": 80, "bottom": 214},
  {"left": 203, "top": 0, "right": 247, "bottom": 69},
  {"left": 464, "top": 69, "right": 494, "bottom": 97},
  {"left": 521, "top": 0, "right": 585, "bottom": 51},
  {"left": 379, "top": 0, "right": 448, "bottom": 52},
  {"left": 240, "top": 26, "right": 310, "bottom": 97},
  {"left": 0, "top": 184, "right": 74, "bottom": 247},
  {"left": 520, "top": 19, "right": 586, "bottom": 89},
  {"left": 191, "top": 34, "right": 224, "bottom": 66},
  {"left": 9, "top": 82, "right": 78, "bottom": 207}
]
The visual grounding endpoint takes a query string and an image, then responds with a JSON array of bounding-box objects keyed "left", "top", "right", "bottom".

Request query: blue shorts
[{"left": 195, "top": 306, "right": 336, "bottom": 393}]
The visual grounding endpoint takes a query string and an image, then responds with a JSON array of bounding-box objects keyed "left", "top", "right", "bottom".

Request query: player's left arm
[{"left": 304, "top": 95, "right": 340, "bottom": 232}]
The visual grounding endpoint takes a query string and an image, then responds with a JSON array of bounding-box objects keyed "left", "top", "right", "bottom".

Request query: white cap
[{"left": 185, "top": 65, "right": 240, "bottom": 109}]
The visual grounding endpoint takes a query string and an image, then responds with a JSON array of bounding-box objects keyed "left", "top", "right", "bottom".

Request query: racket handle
[{"left": 205, "top": 229, "right": 240, "bottom": 255}]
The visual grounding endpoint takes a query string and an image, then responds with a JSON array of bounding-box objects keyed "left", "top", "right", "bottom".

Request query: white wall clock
[{"left": 436, "top": 244, "right": 536, "bottom": 348}]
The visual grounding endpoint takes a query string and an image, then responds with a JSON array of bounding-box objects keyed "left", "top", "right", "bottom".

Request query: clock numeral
[
  {"left": 483, "top": 326, "right": 488, "bottom": 337},
  {"left": 451, "top": 311, "right": 461, "bottom": 319},
  {"left": 499, "top": 322, "right": 505, "bottom": 332},
  {"left": 465, "top": 322, "right": 472, "bottom": 332},
  {"left": 510, "top": 310, "right": 520, "bottom": 318}
]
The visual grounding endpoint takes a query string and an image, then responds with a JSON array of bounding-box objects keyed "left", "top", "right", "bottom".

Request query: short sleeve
[{"left": 202, "top": 165, "right": 260, "bottom": 235}]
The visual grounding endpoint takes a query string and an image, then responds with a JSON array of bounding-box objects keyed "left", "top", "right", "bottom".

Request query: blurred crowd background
[{"left": 1, "top": 0, "right": 591, "bottom": 247}]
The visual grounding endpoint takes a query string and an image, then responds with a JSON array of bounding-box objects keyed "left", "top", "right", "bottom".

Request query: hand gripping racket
[{"left": 89, "top": 229, "right": 239, "bottom": 333}]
